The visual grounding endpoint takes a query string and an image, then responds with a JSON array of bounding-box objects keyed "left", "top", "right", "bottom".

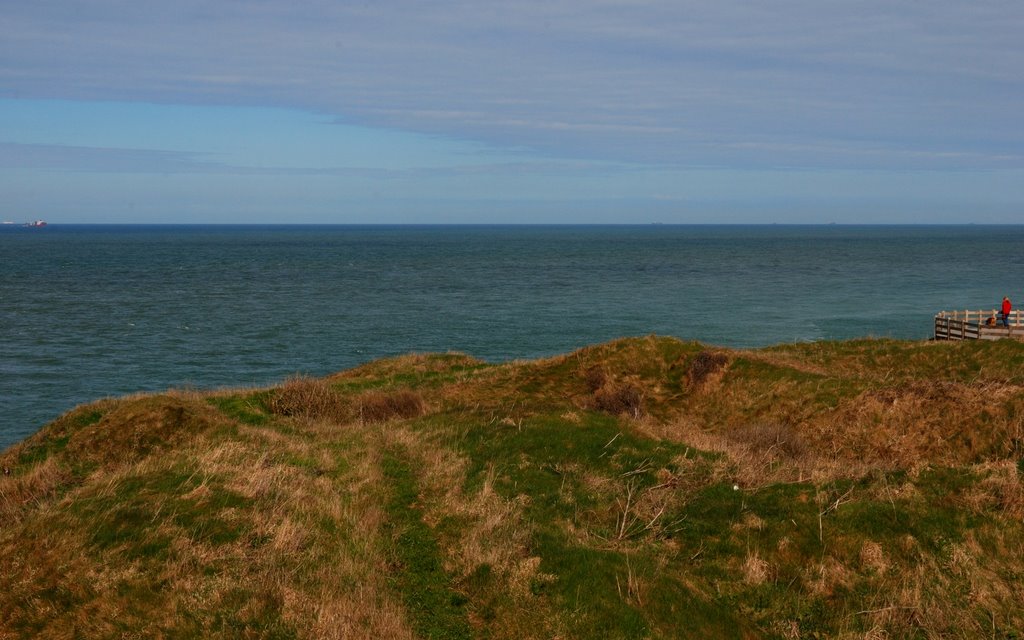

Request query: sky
[{"left": 1, "top": 1, "right": 1023, "bottom": 224}]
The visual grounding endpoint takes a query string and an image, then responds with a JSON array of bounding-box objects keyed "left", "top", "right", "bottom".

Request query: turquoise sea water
[{"left": 2, "top": 224, "right": 1023, "bottom": 450}]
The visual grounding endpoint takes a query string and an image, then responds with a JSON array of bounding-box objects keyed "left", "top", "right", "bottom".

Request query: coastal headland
[{"left": 2, "top": 336, "right": 1023, "bottom": 638}]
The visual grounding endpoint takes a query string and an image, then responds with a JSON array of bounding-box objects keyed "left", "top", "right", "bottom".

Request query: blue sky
[{"left": 2, "top": 1, "right": 1023, "bottom": 223}]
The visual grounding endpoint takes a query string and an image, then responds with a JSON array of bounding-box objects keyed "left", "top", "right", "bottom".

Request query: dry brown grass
[
  {"left": 806, "top": 556, "right": 853, "bottom": 597},
  {"left": 561, "top": 466, "right": 690, "bottom": 548},
  {"left": 859, "top": 541, "right": 888, "bottom": 575},
  {"left": 0, "top": 394, "right": 227, "bottom": 525},
  {"left": 376, "top": 425, "right": 565, "bottom": 640},
  {"left": 333, "top": 351, "right": 481, "bottom": 380},
  {"left": 60, "top": 394, "right": 223, "bottom": 467},
  {"left": 357, "top": 388, "right": 426, "bottom": 424},
  {"left": 838, "top": 529, "right": 1024, "bottom": 639},
  {"left": 644, "top": 416, "right": 843, "bottom": 487},
  {"left": 442, "top": 462, "right": 536, "bottom": 595},
  {"left": 612, "top": 476, "right": 685, "bottom": 543},
  {"left": 645, "top": 362, "right": 1024, "bottom": 481},
  {"left": 962, "top": 460, "right": 1024, "bottom": 517},
  {"left": 742, "top": 552, "right": 772, "bottom": 585},
  {"left": 185, "top": 424, "right": 418, "bottom": 638},
  {"left": 267, "top": 376, "right": 349, "bottom": 422},
  {"left": 818, "top": 380, "right": 1023, "bottom": 467},
  {"left": 6, "top": 335, "right": 1024, "bottom": 638},
  {"left": 735, "top": 350, "right": 832, "bottom": 376},
  {"left": 0, "top": 457, "right": 73, "bottom": 522},
  {"left": 0, "top": 398, "right": 419, "bottom": 639},
  {"left": 726, "top": 421, "right": 808, "bottom": 460}
]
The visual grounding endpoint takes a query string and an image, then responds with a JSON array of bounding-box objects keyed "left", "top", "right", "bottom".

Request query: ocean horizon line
[{"left": 9, "top": 222, "right": 1024, "bottom": 228}]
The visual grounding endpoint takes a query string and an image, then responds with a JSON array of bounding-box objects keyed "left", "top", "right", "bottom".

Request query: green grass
[
  {"left": 15, "top": 433, "right": 72, "bottom": 468},
  {"left": 382, "top": 446, "right": 473, "bottom": 640},
  {"left": 14, "top": 405, "right": 104, "bottom": 468},
  {"left": 4, "top": 335, "right": 1024, "bottom": 638},
  {"left": 68, "top": 463, "right": 253, "bottom": 556},
  {"left": 208, "top": 391, "right": 273, "bottom": 425}
]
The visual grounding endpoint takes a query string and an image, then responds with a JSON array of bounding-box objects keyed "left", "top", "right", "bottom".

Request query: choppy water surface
[{"left": 3, "top": 224, "right": 1023, "bottom": 449}]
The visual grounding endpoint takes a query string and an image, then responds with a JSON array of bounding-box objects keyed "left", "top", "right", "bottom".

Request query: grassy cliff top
[{"left": 3, "top": 336, "right": 1024, "bottom": 639}]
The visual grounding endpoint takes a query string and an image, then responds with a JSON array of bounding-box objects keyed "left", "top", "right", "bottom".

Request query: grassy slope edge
[{"left": 2, "top": 336, "right": 1023, "bottom": 639}]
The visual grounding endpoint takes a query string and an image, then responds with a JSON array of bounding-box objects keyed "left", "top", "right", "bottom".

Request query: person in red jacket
[{"left": 1001, "top": 296, "right": 1012, "bottom": 327}]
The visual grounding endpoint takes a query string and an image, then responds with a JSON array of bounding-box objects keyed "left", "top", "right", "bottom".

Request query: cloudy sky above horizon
[{"left": 2, "top": 1, "right": 1023, "bottom": 223}]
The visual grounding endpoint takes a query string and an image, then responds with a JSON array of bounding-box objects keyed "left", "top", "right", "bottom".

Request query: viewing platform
[{"left": 934, "top": 309, "right": 1024, "bottom": 341}]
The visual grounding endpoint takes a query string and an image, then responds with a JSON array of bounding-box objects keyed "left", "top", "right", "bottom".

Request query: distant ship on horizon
[{"left": 2, "top": 219, "right": 48, "bottom": 228}]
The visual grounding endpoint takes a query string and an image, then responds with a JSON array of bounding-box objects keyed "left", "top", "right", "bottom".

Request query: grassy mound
[{"left": 2, "top": 337, "right": 1024, "bottom": 638}]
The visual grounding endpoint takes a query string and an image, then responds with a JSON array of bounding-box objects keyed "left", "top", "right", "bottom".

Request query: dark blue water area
[{"left": 2, "top": 223, "right": 1023, "bottom": 449}]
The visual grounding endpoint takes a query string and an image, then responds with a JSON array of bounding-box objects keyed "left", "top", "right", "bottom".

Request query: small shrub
[
  {"left": 581, "top": 365, "right": 608, "bottom": 392},
  {"left": 268, "top": 376, "right": 348, "bottom": 422},
  {"left": 686, "top": 351, "right": 729, "bottom": 388},
  {"left": 358, "top": 389, "right": 426, "bottom": 423}
]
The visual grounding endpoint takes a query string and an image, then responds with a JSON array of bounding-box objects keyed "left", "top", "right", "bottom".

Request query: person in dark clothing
[{"left": 1001, "top": 296, "right": 1012, "bottom": 327}]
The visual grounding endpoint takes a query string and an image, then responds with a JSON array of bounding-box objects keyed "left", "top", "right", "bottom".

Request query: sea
[{"left": 2, "top": 224, "right": 1023, "bottom": 451}]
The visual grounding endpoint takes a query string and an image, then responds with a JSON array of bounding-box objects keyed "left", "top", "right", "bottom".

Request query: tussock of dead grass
[
  {"left": 566, "top": 468, "right": 690, "bottom": 546},
  {"left": 807, "top": 556, "right": 853, "bottom": 597},
  {"left": 268, "top": 375, "right": 348, "bottom": 422},
  {"left": 859, "top": 541, "right": 888, "bottom": 575},
  {"left": 770, "top": 619, "right": 803, "bottom": 640},
  {"left": 269, "top": 516, "right": 309, "bottom": 553},
  {"left": 742, "top": 552, "right": 772, "bottom": 585},
  {"left": 963, "top": 460, "right": 1024, "bottom": 517},
  {"left": 357, "top": 389, "right": 426, "bottom": 423},
  {"left": 612, "top": 477, "right": 686, "bottom": 542}
]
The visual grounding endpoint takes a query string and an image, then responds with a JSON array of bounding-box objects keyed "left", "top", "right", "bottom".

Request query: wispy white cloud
[
  {"left": 0, "top": 142, "right": 210, "bottom": 172},
  {"left": 1, "top": 0, "right": 1022, "bottom": 170},
  {"left": 0, "top": 140, "right": 615, "bottom": 179}
]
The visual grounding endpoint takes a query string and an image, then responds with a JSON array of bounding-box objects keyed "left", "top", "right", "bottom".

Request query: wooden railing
[
  {"left": 936, "top": 309, "right": 1022, "bottom": 325},
  {"left": 935, "top": 309, "right": 1023, "bottom": 341}
]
